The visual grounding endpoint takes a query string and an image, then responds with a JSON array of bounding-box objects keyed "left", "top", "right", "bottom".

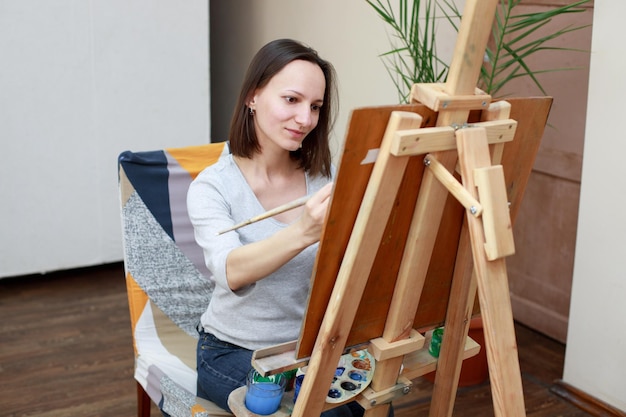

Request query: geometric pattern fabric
[{"left": 118, "top": 142, "right": 232, "bottom": 417}]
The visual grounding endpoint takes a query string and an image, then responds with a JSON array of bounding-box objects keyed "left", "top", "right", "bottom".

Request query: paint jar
[
  {"left": 282, "top": 368, "right": 297, "bottom": 391},
  {"left": 293, "top": 374, "right": 305, "bottom": 403},
  {"left": 293, "top": 367, "right": 307, "bottom": 404},
  {"left": 429, "top": 327, "right": 444, "bottom": 358},
  {"left": 245, "top": 369, "right": 286, "bottom": 415}
]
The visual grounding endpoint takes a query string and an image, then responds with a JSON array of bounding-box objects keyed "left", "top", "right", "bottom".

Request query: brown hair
[{"left": 228, "top": 39, "right": 337, "bottom": 178}]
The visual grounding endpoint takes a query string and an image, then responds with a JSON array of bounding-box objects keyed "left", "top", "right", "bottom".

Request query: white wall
[
  {"left": 563, "top": 0, "right": 626, "bottom": 410},
  {"left": 0, "top": 1, "right": 209, "bottom": 278}
]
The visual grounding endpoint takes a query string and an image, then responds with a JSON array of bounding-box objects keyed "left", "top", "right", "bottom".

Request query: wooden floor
[{"left": 0, "top": 263, "right": 589, "bottom": 417}]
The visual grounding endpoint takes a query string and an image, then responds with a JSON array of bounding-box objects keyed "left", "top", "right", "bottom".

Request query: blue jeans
[
  {"left": 196, "top": 329, "right": 253, "bottom": 412},
  {"left": 196, "top": 328, "right": 392, "bottom": 417}
]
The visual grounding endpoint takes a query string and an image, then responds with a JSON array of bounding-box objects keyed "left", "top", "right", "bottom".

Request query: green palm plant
[
  {"left": 365, "top": 0, "right": 449, "bottom": 103},
  {"left": 367, "top": 0, "right": 591, "bottom": 102}
]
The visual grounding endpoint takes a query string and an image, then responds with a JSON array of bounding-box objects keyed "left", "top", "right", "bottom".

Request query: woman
[{"left": 188, "top": 39, "right": 368, "bottom": 416}]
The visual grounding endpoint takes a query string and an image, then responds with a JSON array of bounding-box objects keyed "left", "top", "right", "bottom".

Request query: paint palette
[{"left": 325, "top": 349, "right": 375, "bottom": 404}]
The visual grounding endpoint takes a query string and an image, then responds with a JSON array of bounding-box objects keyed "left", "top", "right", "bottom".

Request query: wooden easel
[
  {"left": 292, "top": 1, "right": 530, "bottom": 416},
  {"left": 228, "top": 1, "right": 553, "bottom": 416}
]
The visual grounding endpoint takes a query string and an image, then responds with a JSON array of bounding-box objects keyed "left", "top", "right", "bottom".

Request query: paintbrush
[{"left": 216, "top": 195, "right": 311, "bottom": 235}]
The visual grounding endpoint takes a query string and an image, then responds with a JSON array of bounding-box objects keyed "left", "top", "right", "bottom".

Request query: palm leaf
[
  {"left": 481, "top": 0, "right": 590, "bottom": 96},
  {"left": 366, "top": 0, "right": 449, "bottom": 103},
  {"left": 367, "top": 0, "right": 590, "bottom": 100}
]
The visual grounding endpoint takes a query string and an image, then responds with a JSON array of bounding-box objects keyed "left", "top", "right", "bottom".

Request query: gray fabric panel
[
  {"left": 165, "top": 152, "right": 214, "bottom": 281},
  {"left": 161, "top": 375, "right": 206, "bottom": 417},
  {"left": 161, "top": 375, "right": 233, "bottom": 417},
  {"left": 145, "top": 364, "right": 166, "bottom": 406},
  {"left": 123, "top": 191, "right": 214, "bottom": 336}
]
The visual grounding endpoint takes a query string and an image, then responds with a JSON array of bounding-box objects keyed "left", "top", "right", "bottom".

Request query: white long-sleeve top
[{"left": 187, "top": 153, "right": 332, "bottom": 351}]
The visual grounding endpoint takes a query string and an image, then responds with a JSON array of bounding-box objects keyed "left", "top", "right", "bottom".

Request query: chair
[{"left": 118, "top": 142, "right": 233, "bottom": 417}]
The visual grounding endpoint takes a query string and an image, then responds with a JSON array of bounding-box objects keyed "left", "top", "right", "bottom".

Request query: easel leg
[
  {"left": 429, "top": 99, "right": 513, "bottom": 417},
  {"left": 383, "top": 151, "right": 459, "bottom": 342},
  {"left": 456, "top": 127, "right": 525, "bottom": 417},
  {"left": 366, "top": 148, "right": 458, "bottom": 416},
  {"left": 428, "top": 224, "right": 476, "bottom": 417}
]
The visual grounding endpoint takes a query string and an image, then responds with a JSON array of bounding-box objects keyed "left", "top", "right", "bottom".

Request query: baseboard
[{"left": 551, "top": 380, "right": 626, "bottom": 417}]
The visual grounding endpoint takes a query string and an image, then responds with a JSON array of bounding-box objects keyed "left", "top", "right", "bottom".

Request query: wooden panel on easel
[
  {"left": 499, "top": 97, "right": 553, "bottom": 220},
  {"left": 297, "top": 97, "right": 552, "bottom": 359},
  {"left": 297, "top": 103, "right": 438, "bottom": 358}
]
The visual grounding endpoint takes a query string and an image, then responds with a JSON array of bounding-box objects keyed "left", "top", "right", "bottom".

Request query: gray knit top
[{"left": 187, "top": 152, "right": 333, "bottom": 351}]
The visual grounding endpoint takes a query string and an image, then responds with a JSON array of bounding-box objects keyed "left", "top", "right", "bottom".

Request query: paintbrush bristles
[{"left": 216, "top": 195, "right": 311, "bottom": 235}]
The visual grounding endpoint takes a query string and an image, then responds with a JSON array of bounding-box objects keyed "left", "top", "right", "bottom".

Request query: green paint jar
[{"left": 429, "top": 327, "right": 444, "bottom": 358}]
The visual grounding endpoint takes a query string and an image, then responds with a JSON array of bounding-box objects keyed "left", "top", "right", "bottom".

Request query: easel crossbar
[{"left": 390, "top": 118, "right": 517, "bottom": 157}]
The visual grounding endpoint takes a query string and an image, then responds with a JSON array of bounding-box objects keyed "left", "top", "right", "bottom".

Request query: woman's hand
[{"left": 296, "top": 182, "right": 333, "bottom": 245}]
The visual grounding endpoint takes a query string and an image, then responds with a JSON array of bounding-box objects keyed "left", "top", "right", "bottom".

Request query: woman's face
[{"left": 249, "top": 59, "right": 326, "bottom": 153}]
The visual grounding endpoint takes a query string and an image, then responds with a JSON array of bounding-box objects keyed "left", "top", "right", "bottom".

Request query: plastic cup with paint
[{"left": 244, "top": 369, "right": 286, "bottom": 415}]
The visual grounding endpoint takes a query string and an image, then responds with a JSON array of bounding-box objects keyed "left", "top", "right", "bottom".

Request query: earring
[{"left": 248, "top": 107, "right": 255, "bottom": 116}]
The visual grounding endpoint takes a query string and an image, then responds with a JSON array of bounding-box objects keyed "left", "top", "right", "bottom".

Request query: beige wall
[
  {"left": 210, "top": 0, "right": 458, "bottom": 159},
  {"left": 498, "top": 3, "right": 593, "bottom": 343}
]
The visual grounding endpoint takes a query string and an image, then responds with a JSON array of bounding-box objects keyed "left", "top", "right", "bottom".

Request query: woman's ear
[{"left": 245, "top": 95, "right": 257, "bottom": 116}]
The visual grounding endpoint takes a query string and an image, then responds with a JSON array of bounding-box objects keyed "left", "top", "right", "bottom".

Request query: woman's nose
[{"left": 295, "top": 106, "right": 313, "bottom": 127}]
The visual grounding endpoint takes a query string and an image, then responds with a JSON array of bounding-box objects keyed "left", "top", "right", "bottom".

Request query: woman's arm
[{"left": 225, "top": 182, "right": 333, "bottom": 290}]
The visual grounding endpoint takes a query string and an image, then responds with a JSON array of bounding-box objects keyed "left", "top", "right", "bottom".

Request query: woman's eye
[
  {"left": 311, "top": 104, "right": 322, "bottom": 112},
  {"left": 285, "top": 96, "right": 297, "bottom": 103}
]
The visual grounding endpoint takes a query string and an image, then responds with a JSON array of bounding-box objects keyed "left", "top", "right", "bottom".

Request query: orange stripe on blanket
[
  {"left": 191, "top": 404, "right": 207, "bottom": 414},
  {"left": 125, "top": 272, "right": 149, "bottom": 354},
  {"left": 167, "top": 143, "right": 226, "bottom": 180}
]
